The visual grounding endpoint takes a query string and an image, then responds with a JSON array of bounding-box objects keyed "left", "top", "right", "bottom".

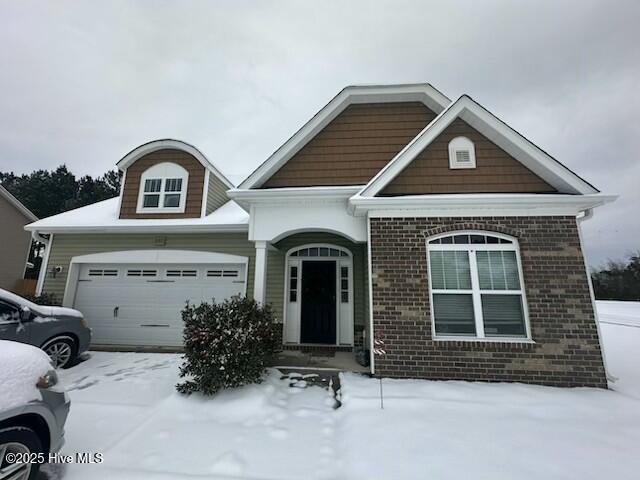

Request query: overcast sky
[{"left": 1, "top": 0, "right": 638, "bottom": 267}]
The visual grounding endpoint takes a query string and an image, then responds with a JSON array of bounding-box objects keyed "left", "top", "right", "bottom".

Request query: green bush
[
  {"left": 22, "top": 292, "right": 61, "bottom": 306},
  {"left": 176, "top": 296, "right": 278, "bottom": 395}
]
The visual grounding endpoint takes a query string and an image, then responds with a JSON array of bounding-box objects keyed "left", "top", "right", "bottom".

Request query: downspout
[
  {"left": 576, "top": 208, "right": 616, "bottom": 386},
  {"left": 32, "top": 230, "right": 52, "bottom": 296},
  {"left": 366, "top": 214, "right": 375, "bottom": 375}
]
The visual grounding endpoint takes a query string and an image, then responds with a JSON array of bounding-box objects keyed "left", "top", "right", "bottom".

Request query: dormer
[{"left": 117, "top": 139, "right": 233, "bottom": 219}]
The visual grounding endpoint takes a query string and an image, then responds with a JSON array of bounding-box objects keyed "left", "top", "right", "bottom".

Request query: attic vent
[
  {"left": 455, "top": 150, "right": 471, "bottom": 164},
  {"left": 448, "top": 136, "right": 476, "bottom": 169}
]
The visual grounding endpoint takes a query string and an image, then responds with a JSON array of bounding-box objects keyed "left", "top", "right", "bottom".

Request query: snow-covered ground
[{"left": 43, "top": 301, "right": 640, "bottom": 479}]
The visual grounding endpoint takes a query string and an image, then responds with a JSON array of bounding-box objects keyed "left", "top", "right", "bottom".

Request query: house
[
  {"left": 0, "top": 184, "right": 37, "bottom": 292},
  {"left": 25, "top": 84, "right": 616, "bottom": 387}
]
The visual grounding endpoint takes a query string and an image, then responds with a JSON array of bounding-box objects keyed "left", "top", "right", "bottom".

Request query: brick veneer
[{"left": 369, "top": 216, "right": 607, "bottom": 388}]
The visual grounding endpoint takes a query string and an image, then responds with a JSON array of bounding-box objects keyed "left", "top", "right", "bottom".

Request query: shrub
[
  {"left": 22, "top": 292, "right": 61, "bottom": 306},
  {"left": 176, "top": 296, "right": 278, "bottom": 395}
]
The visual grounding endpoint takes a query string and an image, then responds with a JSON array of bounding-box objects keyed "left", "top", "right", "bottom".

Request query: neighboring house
[
  {"left": 0, "top": 184, "right": 37, "bottom": 291},
  {"left": 25, "top": 84, "right": 616, "bottom": 387}
]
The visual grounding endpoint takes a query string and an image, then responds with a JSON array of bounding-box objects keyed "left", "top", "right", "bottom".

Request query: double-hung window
[
  {"left": 137, "top": 162, "right": 188, "bottom": 213},
  {"left": 427, "top": 232, "right": 530, "bottom": 340}
]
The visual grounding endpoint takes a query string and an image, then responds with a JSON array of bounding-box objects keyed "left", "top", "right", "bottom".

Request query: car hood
[{"left": 31, "top": 305, "right": 83, "bottom": 319}]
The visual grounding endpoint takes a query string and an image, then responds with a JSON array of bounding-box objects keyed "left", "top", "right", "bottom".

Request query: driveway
[{"left": 43, "top": 301, "right": 640, "bottom": 479}]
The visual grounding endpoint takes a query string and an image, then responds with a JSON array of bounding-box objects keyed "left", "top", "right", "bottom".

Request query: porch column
[{"left": 253, "top": 240, "right": 268, "bottom": 304}]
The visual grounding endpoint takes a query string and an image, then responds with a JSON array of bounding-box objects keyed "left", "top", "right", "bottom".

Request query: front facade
[
  {"left": 0, "top": 185, "right": 37, "bottom": 292},
  {"left": 26, "top": 84, "right": 615, "bottom": 387}
]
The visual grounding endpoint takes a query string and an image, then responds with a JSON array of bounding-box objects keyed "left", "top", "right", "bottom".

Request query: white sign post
[{"left": 373, "top": 335, "right": 386, "bottom": 409}]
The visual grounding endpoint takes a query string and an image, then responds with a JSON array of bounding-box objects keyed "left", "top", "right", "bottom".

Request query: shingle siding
[
  {"left": 369, "top": 216, "right": 607, "bottom": 388},
  {"left": 206, "top": 174, "right": 230, "bottom": 215}
]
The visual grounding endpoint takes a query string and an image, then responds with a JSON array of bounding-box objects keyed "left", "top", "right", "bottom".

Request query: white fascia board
[
  {"left": 238, "top": 84, "right": 451, "bottom": 190},
  {"left": 229, "top": 186, "right": 364, "bottom": 210},
  {"left": 70, "top": 249, "right": 249, "bottom": 265},
  {"left": 117, "top": 139, "right": 234, "bottom": 189},
  {"left": 349, "top": 193, "right": 617, "bottom": 217},
  {"left": 0, "top": 185, "right": 38, "bottom": 221},
  {"left": 359, "top": 96, "right": 600, "bottom": 197},
  {"left": 24, "top": 223, "right": 248, "bottom": 234}
]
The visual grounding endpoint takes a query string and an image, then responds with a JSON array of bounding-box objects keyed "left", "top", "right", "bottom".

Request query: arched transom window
[
  {"left": 136, "top": 162, "right": 189, "bottom": 213},
  {"left": 427, "top": 232, "right": 530, "bottom": 340}
]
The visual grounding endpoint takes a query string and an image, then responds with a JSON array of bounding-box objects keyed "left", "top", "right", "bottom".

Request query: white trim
[
  {"left": 68, "top": 249, "right": 249, "bottom": 265},
  {"left": 282, "top": 243, "right": 354, "bottom": 346},
  {"left": 136, "top": 162, "right": 189, "bottom": 214},
  {"left": 0, "top": 184, "right": 37, "bottom": 221},
  {"left": 238, "top": 84, "right": 450, "bottom": 189},
  {"left": 366, "top": 214, "right": 375, "bottom": 374},
  {"left": 117, "top": 139, "right": 234, "bottom": 189},
  {"left": 116, "top": 169, "right": 127, "bottom": 215},
  {"left": 35, "top": 233, "right": 53, "bottom": 296},
  {"left": 229, "top": 185, "right": 363, "bottom": 209},
  {"left": 448, "top": 136, "right": 476, "bottom": 169},
  {"left": 349, "top": 193, "right": 617, "bottom": 217},
  {"left": 359, "top": 95, "right": 600, "bottom": 197},
  {"left": 577, "top": 209, "right": 613, "bottom": 385},
  {"left": 201, "top": 169, "right": 211, "bottom": 217},
  {"left": 24, "top": 223, "right": 249, "bottom": 234},
  {"left": 426, "top": 231, "right": 532, "bottom": 342},
  {"left": 62, "top": 249, "right": 249, "bottom": 307}
]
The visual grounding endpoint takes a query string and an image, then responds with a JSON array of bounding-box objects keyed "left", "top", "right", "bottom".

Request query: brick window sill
[{"left": 433, "top": 337, "right": 536, "bottom": 350}]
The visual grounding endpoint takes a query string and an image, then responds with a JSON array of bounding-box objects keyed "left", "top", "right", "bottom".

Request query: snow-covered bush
[
  {"left": 22, "top": 292, "right": 61, "bottom": 306},
  {"left": 176, "top": 296, "right": 278, "bottom": 395}
]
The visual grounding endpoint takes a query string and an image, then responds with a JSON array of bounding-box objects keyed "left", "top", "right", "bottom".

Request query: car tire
[
  {"left": 0, "top": 426, "right": 44, "bottom": 480},
  {"left": 42, "top": 336, "right": 77, "bottom": 369}
]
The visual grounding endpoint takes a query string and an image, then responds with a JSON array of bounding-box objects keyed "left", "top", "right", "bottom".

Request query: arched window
[
  {"left": 136, "top": 162, "right": 189, "bottom": 213},
  {"left": 427, "top": 232, "right": 530, "bottom": 340},
  {"left": 448, "top": 136, "right": 476, "bottom": 169}
]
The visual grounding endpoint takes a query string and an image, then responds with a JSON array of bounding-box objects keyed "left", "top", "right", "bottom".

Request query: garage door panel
[{"left": 74, "top": 262, "right": 246, "bottom": 346}]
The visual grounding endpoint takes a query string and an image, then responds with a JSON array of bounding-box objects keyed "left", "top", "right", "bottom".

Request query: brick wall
[{"left": 369, "top": 216, "right": 607, "bottom": 388}]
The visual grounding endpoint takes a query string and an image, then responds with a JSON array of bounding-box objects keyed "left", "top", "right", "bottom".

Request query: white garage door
[{"left": 73, "top": 262, "right": 246, "bottom": 346}]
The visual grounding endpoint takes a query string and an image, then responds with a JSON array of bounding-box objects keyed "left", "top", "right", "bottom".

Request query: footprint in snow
[
  {"left": 210, "top": 451, "right": 245, "bottom": 477},
  {"left": 68, "top": 380, "right": 100, "bottom": 391}
]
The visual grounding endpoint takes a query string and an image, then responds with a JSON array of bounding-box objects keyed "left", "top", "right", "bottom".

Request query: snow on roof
[{"left": 25, "top": 197, "right": 249, "bottom": 233}]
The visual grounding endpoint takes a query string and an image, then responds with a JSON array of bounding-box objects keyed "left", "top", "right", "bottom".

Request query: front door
[{"left": 300, "top": 261, "right": 336, "bottom": 344}]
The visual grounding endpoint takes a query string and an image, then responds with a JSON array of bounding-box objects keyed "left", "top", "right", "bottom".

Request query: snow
[
  {"left": 0, "top": 340, "right": 53, "bottom": 410},
  {"left": 25, "top": 198, "right": 249, "bottom": 232},
  {"left": 40, "top": 301, "right": 640, "bottom": 479}
]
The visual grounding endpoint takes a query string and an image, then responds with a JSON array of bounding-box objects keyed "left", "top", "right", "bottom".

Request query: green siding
[
  {"left": 43, "top": 232, "right": 255, "bottom": 301},
  {"left": 206, "top": 174, "right": 230, "bottom": 214},
  {"left": 265, "top": 232, "right": 368, "bottom": 330}
]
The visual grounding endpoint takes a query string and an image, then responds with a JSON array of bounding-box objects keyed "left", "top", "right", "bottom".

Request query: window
[
  {"left": 340, "top": 266, "right": 349, "bottom": 303},
  {"left": 0, "top": 301, "right": 19, "bottom": 323},
  {"left": 166, "top": 269, "right": 198, "bottom": 278},
  {"left": 289, "top": 265, "right": 298, "bottom": 302},
  {"left": 127, "top": 269, "right": 157, "bottom": 277},
  {"left": 427, "top": 233, "right": 529, "bottom": 340},
  {"left": 137, "top": 162, "right": 189, "bottom": 213},
  {"left": 448, "top": 136, "right": 476, "bottom": 169}
]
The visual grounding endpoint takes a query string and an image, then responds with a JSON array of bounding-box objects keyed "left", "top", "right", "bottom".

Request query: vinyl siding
[
  {"left": 206, "top": 174, "right": 230, "bottom": 215},
  {"left": 42, "top": 232, "right": 256, "bottom": 304},
  {"left": 261, "top": 102, "right": 436, "bottom": 187},
  {"left": 380, "top": 118, "right": 557, "bottom": 195},
  {"left": 265, "top": 233, "right": 368, "bottom": 330}
]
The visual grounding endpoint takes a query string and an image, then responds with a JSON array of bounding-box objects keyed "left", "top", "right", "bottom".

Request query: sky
[{"left": 0, "top": 0, "right": 638, "bottom": 267}]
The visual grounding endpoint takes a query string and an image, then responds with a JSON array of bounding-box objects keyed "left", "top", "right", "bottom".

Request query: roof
[
  {"left": 0, "top": 184, "right": 38, "bottom": 221},
  {"left": 25, "top": 197, "right": 248, "bottom": 234},
  {"left": 117, "top": 139, "right": 235, "bottom": 189},
  {"left": 358, "top": 95, "right": 600, "bottom": 197},
  {"left": 238, "top": 84, "right": 452, "bottom": 189}
]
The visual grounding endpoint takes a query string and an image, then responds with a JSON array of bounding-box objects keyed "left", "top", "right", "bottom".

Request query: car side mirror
[{"left": 20, "top": 306, "right": 31, "bottom": 321}]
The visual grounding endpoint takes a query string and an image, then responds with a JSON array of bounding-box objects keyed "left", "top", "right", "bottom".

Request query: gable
[
  {"left": 379, "top": 118, "right": 557, "bottom": 196},
  {"left": 261, "top": 102, "right": 437, "bottom": 188},
  {"left": 120, "top": 149, "right": 205, "bottom": 219}
]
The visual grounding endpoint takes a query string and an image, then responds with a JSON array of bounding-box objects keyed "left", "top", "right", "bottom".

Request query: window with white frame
[
  {"left": 137, "top": 162, "right": 189, "bottom": 213},
  {"left": 448, "top": 136, "right": 476, "bottom": 169},
  {"left": 427, "top": 232, "right": 529, "bottom": 340}
]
